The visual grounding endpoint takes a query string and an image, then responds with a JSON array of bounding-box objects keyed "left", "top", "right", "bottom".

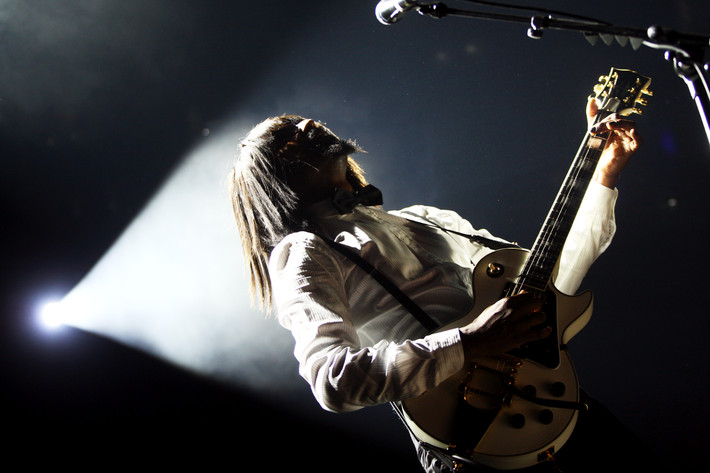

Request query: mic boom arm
[{"left": 376, "top": 0, "right": 710, "bottom": 150}]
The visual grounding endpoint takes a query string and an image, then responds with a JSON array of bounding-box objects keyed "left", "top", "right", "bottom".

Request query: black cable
[{"left": 510, "top": 386, "right": 589, "bottom": 411}]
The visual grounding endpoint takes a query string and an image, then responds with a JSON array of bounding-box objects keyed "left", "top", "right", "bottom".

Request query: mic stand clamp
[
  {"left": 417, "top": 2, "right": 449, "bottom": 20},
  {"left": 647, "top": 27, "right": 710, "bottom": 147}
]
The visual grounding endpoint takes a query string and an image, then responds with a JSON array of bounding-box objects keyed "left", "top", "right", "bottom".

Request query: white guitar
[{"left": 401, "top": 68, "right": 652, "bottom": 470}]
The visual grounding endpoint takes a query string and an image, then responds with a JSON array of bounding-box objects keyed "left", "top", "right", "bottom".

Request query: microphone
[{"left": 375, "top": 0, "right": 420, "bottom": 25}]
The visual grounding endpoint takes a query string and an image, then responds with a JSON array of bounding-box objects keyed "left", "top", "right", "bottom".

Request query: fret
[{"left": 517, "top": 134, "right": 606, "bottom": 287}]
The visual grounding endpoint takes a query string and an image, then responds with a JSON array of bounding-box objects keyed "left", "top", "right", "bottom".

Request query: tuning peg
[
  {"left": 635, "top": 98, "right": 648, "bottom": 106},
  {"left": 598, "top": 75, "right": 609, "bottom": 83},
  {"left": 632, "top": 108, "right": 644, "bottom": 115},
  {"left": 642, "top": 89, "right": 654, "bottom": 96}
]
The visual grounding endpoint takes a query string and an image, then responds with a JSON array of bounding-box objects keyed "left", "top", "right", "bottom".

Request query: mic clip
[{"left": 417, "top": 2, "right": 450, "bottom": 20}]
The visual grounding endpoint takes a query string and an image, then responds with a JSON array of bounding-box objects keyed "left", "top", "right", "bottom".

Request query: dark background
[{"left": 2, "top": 1, "right": 709, "bottom": 470}]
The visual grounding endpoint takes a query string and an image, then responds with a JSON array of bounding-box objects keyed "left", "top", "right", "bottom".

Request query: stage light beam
[
  {"left": 37, "top": 299, "right": 66, "bottom": 329},
  {"left": 46, "top": 118, "right": 302, "bottom": 399}
]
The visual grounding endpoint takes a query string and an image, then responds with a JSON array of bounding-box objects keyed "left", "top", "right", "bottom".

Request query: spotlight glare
[{"left": 38, "top": 300, "right": 66, "bottom": 329}]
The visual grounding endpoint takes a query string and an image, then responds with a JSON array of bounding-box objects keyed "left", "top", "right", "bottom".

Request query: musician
[{"left": 229, "top": 99, "right": 646, "bottom": 472}]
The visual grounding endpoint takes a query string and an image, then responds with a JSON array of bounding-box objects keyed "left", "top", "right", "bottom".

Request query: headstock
[{"left": 592, "top": 67, "right": 652, "bottom": 118}]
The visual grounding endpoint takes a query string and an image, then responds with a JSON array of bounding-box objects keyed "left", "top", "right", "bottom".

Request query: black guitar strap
[
  {"left": 410, "top": 219, "right": 519, "bottom": 251},
  {"left": 318, "top": 221, "right": 517, "bottom": 334},
  {"left": 319, "top": 236, "right": 439, "bottom": 332}
]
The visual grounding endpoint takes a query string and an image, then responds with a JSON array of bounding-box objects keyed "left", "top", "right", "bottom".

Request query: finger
[
  {"left": 525, "top": 324, "right": 554, "bottom": 342},
  {"left": 509, "top": 299, "right": 545, "bottom": 326},
  {"left": 606, "top": 120, "right": 637, "bottom": 133},
  {"left": 511, "top": 317, "right": 552, "bottom": 348},
  {"left": 591, "top": 120, "right": 636, "bottom": 137},
  {"left": 521, "top": 294, "right": 544, "bottom": 313},
  {"left": 507, "top": 292, "right": 542, "bottom": 314},
  {"left": 526, "top": 309, "right": 547, "bottom": 326},
  {"left": 610, "top": 126, "right": 641, "bottom": 151},
  {"left": 508, "top": 291, "right": 532, "bottom": 303},
  {"left": 597, "top": 112, "right": 619, "bottom": 123},
  {"left": 586, "top": 96, "right": 599, "bottom": 128}
]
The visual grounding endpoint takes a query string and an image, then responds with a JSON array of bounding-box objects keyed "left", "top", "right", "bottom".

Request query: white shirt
[{"left": 269, "top": 182, "right": 617, "bottom": 413}]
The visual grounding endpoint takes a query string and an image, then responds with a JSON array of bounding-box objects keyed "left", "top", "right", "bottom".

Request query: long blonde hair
[{"left": 229, "top": 115, "right": 367, "bottom": 311}]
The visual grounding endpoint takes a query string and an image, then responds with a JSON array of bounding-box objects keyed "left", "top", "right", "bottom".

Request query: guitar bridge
[{"left": 459, "top": 358, "right": 522, "bottom": 410}]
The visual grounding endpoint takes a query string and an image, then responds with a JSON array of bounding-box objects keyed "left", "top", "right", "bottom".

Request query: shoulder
[
  {"left": 269, "top": 231, "right": 345, "bottom": 275},
  {"left": 391, "top": 205, "right": 474, "bottom": 233},
  {"left": 392, "top": 204, "right": 511, "bottom": 246},
  {"left": 270, "top": 231, "right": 324, "bottom": 266}
]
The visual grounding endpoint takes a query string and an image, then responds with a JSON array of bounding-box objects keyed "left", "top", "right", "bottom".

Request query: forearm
[
  {"left": 554, "top": 181, "right": 617, "bottom": 294},
  {"left": 297, "top": 328, "right": 464, "bottom": 412}
]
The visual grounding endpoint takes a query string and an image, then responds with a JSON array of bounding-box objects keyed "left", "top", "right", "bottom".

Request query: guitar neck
[{"left": 515, "top": 116, "right": 610, "bottom": 293}]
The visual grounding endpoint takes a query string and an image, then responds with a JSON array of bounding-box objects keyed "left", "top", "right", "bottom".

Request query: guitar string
[
  {"left": 516, "top": 113, "right": 607, "bottom": 295},
  {"left": 516, "top": 141, "right": 589, "bottom": 293},
  {"left": 543, "top": 122, "right": 607, "bottom": 280},
  {"left": 541, "top": 126, "right": 604, "bottom": 279}
]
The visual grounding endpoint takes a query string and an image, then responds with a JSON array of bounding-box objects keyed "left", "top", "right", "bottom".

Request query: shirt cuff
[
  {"left": 424, "top": 328, "right": 466, "bottom": 383},
  {"left": 586, "top": 180, "right": 619, "bottom": 207}
]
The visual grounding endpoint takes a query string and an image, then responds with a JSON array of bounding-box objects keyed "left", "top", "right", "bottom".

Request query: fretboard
[{"left": 514, "top": 117, "right": 610, "bottom": 294}]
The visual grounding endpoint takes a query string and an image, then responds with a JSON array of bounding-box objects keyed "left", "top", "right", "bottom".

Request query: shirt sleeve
[
  {"left": 554, "top": 181, "right": 618, "bottom": 294},
  {"left": 269, "top": 232, "right": 466, "bottom": 413},
  {"left": 395, "top": 187, "right": 616, "bottom": 295}
]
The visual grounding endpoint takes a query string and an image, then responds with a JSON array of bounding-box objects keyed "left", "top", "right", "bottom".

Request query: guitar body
[
  {"left": 400, "top": 68, "right": 651, "bottom": 470},
  {"left": 401, "top": 248, "right": 593, "bottom": 470}
]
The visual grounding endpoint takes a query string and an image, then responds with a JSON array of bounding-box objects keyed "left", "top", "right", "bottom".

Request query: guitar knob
[
  {"left": 486, "top": 263, "right": 504, "bottom": 278},
  {"left": 549, "top": 382, "right": 566, "bottom": 397},
  {"left": 509, "top": 413, "right": 526, "bottom": 429},
  {"left": 539, "top": 409, "right": 554, "bottom": 425},
  {"left": 522, "top": 384, "right": 537, "bottom": 397}
]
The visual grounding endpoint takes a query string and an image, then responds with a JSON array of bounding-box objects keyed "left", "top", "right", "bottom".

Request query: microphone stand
[{"left": 413, "top": 2, "right": 710, "bottom": 149}]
